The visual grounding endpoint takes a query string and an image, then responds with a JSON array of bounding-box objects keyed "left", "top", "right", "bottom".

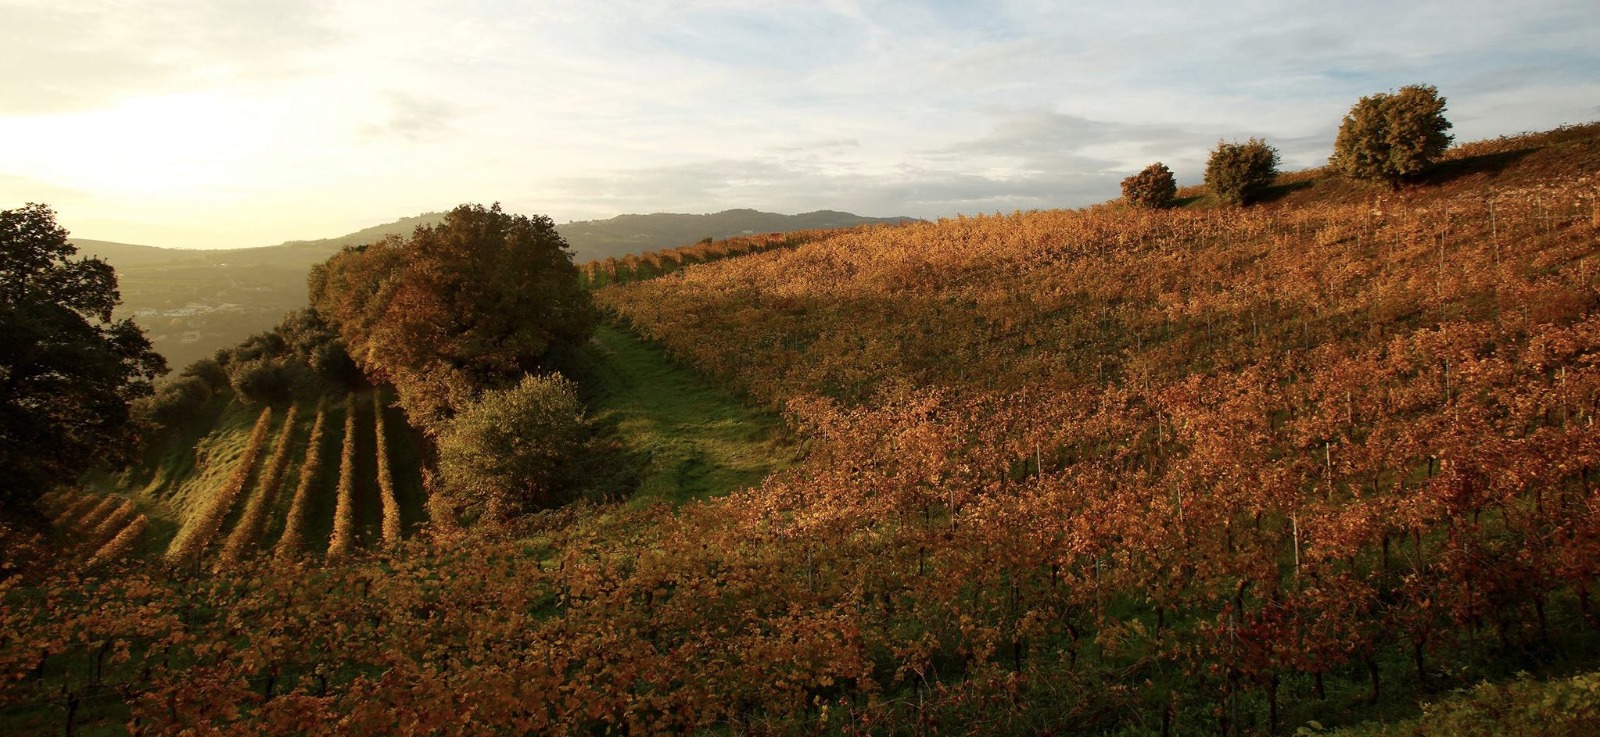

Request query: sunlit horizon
[{"left": 3, "top": 0, "right": 1596, "bottom": 249}]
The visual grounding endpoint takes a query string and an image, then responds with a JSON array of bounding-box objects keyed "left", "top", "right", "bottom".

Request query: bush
[
  {"left": 180, "top": 359, "right": 230, "bottom": 392},
  {"left": 437, "top": 373, "right": 587, "bottom": 521},
  {"left": 211, "top": 309, "right": 361, "bottom": 404},
  {"left": 227, "top": 357, "right": 293, "bottom": 404},
  {"left": 1121, "top": 162, "right": 1178, "bottom": 209},
  {"left": 1204, "top": 138, "right": 1279, "bottom": 206},
  {"left": 1331, "top": 84, "right": 1453, "bottom": 188},
  {"left": 134, "top": 374, "right": 215, "bottom": 431}
]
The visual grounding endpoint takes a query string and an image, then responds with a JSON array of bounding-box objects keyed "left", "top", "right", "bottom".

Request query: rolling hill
[
  {"left": 10, "top": 123, "right": 1600, "bottom": 736},
  {"left": 79, "top": 208, "right": 916, "bottom": 369}
]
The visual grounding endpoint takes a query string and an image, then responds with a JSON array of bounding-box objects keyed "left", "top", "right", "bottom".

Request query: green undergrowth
[
  {"left": 1324, "top": 670, "right": 1600, "bottom": 737},
  {"left": 566, "top": 321, "right": 797, "bottom": 506}
]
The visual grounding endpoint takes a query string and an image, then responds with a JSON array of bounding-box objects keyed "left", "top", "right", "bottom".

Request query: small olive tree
[
  {"left": 437, "top": 373, "right": 587, "bottom": 521},
  {"left": 1121, "top": 162, "right": 1178, "bottom": 209},
  {"left": 1331, "top": 84, "right": 1453, "bottom": 188},
  {"left": 1204, "top": 138, "right": 1280, "bottom": 206}
]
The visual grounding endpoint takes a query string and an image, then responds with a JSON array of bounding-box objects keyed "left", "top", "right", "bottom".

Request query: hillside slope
[
  {"left": 79, "top": 208, "right": 912, "bottom": 369},
  {"left": 9, "top": 124, "right": 1599, "bottom": 736}
]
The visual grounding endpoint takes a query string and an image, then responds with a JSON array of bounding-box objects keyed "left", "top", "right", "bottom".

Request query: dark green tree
[
  {"left": 0, "top": 204, "right": 165, "bottom": 517},
  {"left": 1204, "top": 138, "right": 1280, "bottom": 206},
  {"left": 436, "top": 373, "right": 587, "bottom": 520},
  {"left": 1122, "top": 162, "right": 1179, "bottom": 209},
  {"left": 1331, "top": 84, "right": 1453, "bottom": 188}
]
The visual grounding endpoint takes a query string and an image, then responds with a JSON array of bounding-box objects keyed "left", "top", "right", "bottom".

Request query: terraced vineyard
[
  {"left": 38, "top": 489, "right": 149, "bottom": 569},
  {"left": 77, "top": 390, "right": 430, "bottom": 568}
]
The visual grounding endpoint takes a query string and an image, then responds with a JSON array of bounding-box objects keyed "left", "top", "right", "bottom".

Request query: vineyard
[
  {"left": 68, "top": 389, "right": 430, "bottom": 572},
  {"left": 577, "top": 226, "right": 888, "bottom": 289},
  {"left": 2, "top": 123, "right": 1599, "bottom": 734}
]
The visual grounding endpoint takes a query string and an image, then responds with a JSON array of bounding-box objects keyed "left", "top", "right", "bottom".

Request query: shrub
[
  {"left": 134, "top": 374, "right": 214, "bottom": 431},
  {"left": 309, "top": 204, "right": 595, "bottom": 434},
  {"left": 1121, "top": 162, "right": 1178, "bottom": 209},
  {"left": 437, "top": 373, "right": 586, "bottom": 521},
  {"left": 227, "top": 357, "right": 293, "bottom": 404},
  {"left": 1331, "top": 84, "right": 1453, "bottom": 188},
  {"left": 1204, "top": 138, "right": 1279, "bottom": 206},
  {"left": 180, "top": 359, "right": 230, "bottom": 392}
]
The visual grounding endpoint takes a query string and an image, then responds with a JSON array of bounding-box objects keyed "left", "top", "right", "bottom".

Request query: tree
[
  {"left": 1205, "top": 138, "right": 1279, "bottom": 206},
  {"left": 310, "top": 203, "right": 596, "bottom": 433},
  {"left": 1122, "top": 162, "right": 1179, "bottom": 209},
  {"left": 436, "top": 373, "right": 587, "bottom": 520},
  {"left": 0, "top": 204, "right": 165, "bottom": 517},
  {"left": 1331, "top": 84, "right": 1453, "bottom": 188}
]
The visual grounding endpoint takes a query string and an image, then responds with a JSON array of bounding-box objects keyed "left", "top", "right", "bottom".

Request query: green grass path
[{"left": 575, "top": 322, "right": 795, "bottom": 504}]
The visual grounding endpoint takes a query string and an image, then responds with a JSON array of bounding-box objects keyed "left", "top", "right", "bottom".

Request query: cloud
[
  {"left": 0, "top": 173, "right": 90, "bottom": 205},
  {"left": 2, "top": 0, "right": 1597, "bottom": 247},
  {"left": 0, "top": 0, "right": 338, "bottom": 114},
  {"left": 543, "top": 152, "right": 1121, "bottom": 222},
  {"left": 359, "top": 92, "right": 461, "bottom": 142}
]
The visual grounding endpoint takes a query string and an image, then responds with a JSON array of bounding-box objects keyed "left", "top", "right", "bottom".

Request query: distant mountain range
[
  {"left": 557, "top": 209, "right": 917, "bottom": 262},
  {"left": 74, "top": 208, "right": 917, "bottom": 370}
]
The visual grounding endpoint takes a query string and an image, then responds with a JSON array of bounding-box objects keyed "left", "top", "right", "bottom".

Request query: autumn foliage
[
  {"left": 1122, "top": 161, "right": 1178, "bottom": 209},
  {"left": 164, "top": 406, "right": 273, "bottom": 566},
  {"left": 373, "top": 392, "right": 401, "bottom": 545},
  {"left": 3, "top": 124, "right": 1600, "bottom": 735},
  {"left": 1205, "top": 137, "right": 1280, "bottom": 205},
  {"left": 328, "top": 394, "right": 357, "bottom": 559},
  {"left": 1332, "top": 84, "right": 1453, "bottom": 187},
  {"left": 218, "top": 404, "right": 299, "bottom": 567},
  {"left": 309, "top": 203, "right": 594, "bottom": 433}
]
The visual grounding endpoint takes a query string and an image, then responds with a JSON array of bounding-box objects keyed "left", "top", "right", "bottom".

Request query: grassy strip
[
  {"left": 84, "top": 516, "right": 148, "bottom": 569},
  {"left": 165, "top": 406, "right": 273, "bottom": 565},
  {"left": 217, "top": 404, "right": 300, "bottom": 567},
  {"left": 275, "top": 398, "right": 327, "bottom": 559},
  {"left": 73, "top": 496, "right": 121, "bottom": 534},
  {"left": 573, "top": 322, "right": 795, "bottom": 505},
  {"left": 328, "top": 394, "right": 357, "bottom": 559},
  {"left": 374, "top": 392, "right": 401, "bottom": 546},
  {"left": 86, "top": 500, "right": 136, "bottom": 545}
]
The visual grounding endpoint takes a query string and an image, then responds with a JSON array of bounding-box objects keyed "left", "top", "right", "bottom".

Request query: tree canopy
[
  {"left": 1331, "top": 84, "right": 1453, "bottom": 187},
  {"left": 1121, "top": 162, "right": 1179, "bottom": 209},
  {"left": 0, "top": 204, "right": 165, "bottom": 517},
  {"left": 1204, "top": 138, "right": 1280, "bottom": 206},
  {"left": 436, "top": 373, "right": 587, "bottom": 520},
  {"left": 309, "top": 203, "right": 595, "bottom": 433}
]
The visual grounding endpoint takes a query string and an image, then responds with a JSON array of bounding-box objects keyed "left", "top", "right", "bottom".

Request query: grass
[{"left": 570, "top": 322, "right": 797, "bottom": 505}]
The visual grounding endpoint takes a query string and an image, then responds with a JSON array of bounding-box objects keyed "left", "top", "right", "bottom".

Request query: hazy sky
[{"left": 2, "top": 0, "right": 1596, "bottom": 249}]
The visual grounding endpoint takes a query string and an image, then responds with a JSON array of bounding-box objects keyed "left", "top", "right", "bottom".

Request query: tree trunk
[
  {"left": 1268, "top": 673, "right": 1280, "bottom": 736},
  {"left": 1365, "top": 655, "right": 1381, "bottom": 705},
  {"left": 1413, "top": 637, "right": 1428, "bottom": 688}
]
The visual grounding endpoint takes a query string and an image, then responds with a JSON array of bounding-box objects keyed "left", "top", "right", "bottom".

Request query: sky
[{"left": 1, "top": 0, "right": 1597, "bottom": 249}]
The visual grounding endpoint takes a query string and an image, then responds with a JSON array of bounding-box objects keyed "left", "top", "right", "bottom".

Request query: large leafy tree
[
  {"left": 310, "top": 203, "right": 595, "bottom": 433},
  {"left": 0, "top": 204, "right": 165, "bottom": 517},
  {"left": 1331, "top": 84, "right": 1453, "bottom": 188}
]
